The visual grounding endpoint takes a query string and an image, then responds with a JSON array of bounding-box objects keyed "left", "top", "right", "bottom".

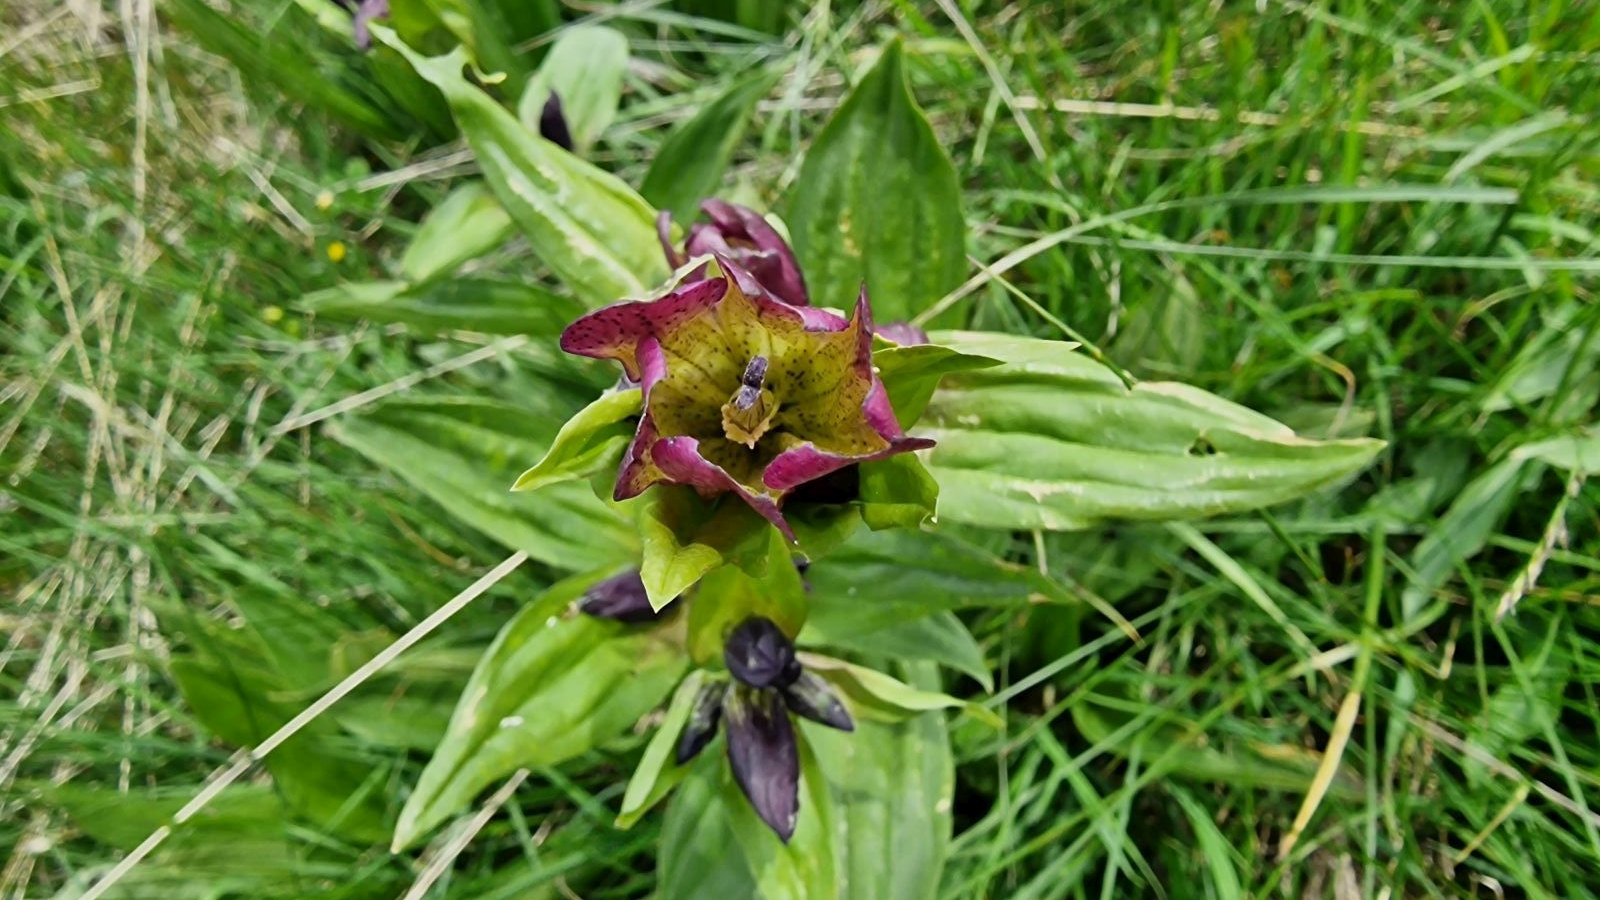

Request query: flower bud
[
  {"left": 576, "top": 570, "right": 660, "bottom": 623},
  {"left": 723, "top": 617, "right": 801, "bottom": 689},
  {"left": 658, "top": 201, "right": 809, "bottom": 308}
]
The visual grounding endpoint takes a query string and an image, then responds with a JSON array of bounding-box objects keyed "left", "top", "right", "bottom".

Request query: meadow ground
[{"left": 3, "top": 1, "right": 1599, "bottom": 898}]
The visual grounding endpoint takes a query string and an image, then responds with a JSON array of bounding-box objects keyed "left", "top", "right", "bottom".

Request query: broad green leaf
[
  {"left": 1510, "top": 428, "right": 1600, "bottom": 473},
  {"left": 786, "top": 40, "right": 966, "bottom": 324},
  {"left": 327, "top": 396, "right": 635, "bottom": 571},
  {"left": 921, "top": 333, "right": 1384, "bottom": 531},
  {"left": 857, "top": 453, "right": 938, "bottom": 530},
  {"left": 377, "top": 36, "right": 668, "bottom": 307},
  {"left": 301, "top": 277, "right": 584, "bottom": 336},
  {"left": 519, "top": 25, "right": 630, "bottom": 152},
  {"left": 618, "top": 670, "right": 708, "bottom": 828},
  {"left": 803, "top": 611, "right": 991, "bottom": 692},
  {"left": 398, "top": 181, "right": 514, "bottom": 281},
  {"left": 657, "top": 758, "right": 759, "bottom": 898},
  {"left": 641, "top": 69, "right": 781, "bottom": 223},
  {"left": 872, "top": 341, "right": 1002, "bottom": 426},
  {"left": 45, "top": 783, "right": 315, "bottom": 899},
  {"left": 167, "top": 623, "right": 390, "bottom": 844},
  {"left": 725, "top": 732, "right": 838, "bottom": 900},
  {"left": 394, "top": 571, "right": 688, "bottom": 848},
  {"left": 799, "top": 653, "right": 995, "bottom": 726},
  {"left": 638, "top": 488, "right": 767, "bottom": 610},
  {"left": 512, "top": 389, "right": 642, "bottom": 492},
  {"left": 804, "top": 528, "right": 1073, "bottom": 636},
  {"left": 687, "top": 529, "right": 809, "bottom": 664},
  {"left": 805, "top": 661, "right": 953, "bottom": 900}
]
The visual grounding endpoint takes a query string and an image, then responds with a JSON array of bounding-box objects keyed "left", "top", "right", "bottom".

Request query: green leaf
[
  {"left": 1510, "top": 428, "right": 1600, "bottom": 473},
  {"left": 804, "top": 528, "right": 1072, "bottom": 637},
  {"left": 327, "top": 397, "right": 635, "bottom": 571},
  {"left": 799, "top": 653, "right": 995, "bottom": 726},
  {"left": 687, "top": 529, "right": 809, "bottom": 665},
  {"left": 920, "top": 333, "right": 1385, "bottom": 531},
  {"left": 641, "top": 68, "right": 781, "bottom": 223},
  {"left": 872, "top": 341, "right": 1002, "bottom": 426},
  {"left": 657, "top": 758, "right": 759, "bottom": 898},
  {"left": 405, "top": 0, "right": 529, "bottom": 91},
  {"left": 301, "top": 277, "right": 584, "bottom": 336},
  {"left": 167, "top": 622, "right": 390, "bottom": 845},
  {"left": 1398, "top": 457, "right": 1532, "bottom": 622},
  {"left": 393, "top": 571, "right": 688, "bottom": 849},
  {"left": 512, "top": 389, "right": 642, "bottom": 492},
  {"left": 785, "top": 39, "right": 966, "bottom": 324},
  {"left": 398, "top": 181, "right": 514, "bottom": 281},
  {"left": 804, "top": 661, "right": 953, "bottom": 900},
  {"left": 725, "top": 732, "right": 838, "bottom": 900},
  {"left": 1169, "top": 788, "right": 1246, "bottom": 900},
  {"left": 856, "top": 453, "right": 938, "bottom": 530},
  {"left": 45, "top": 783, "right": 312, "bottom": 899},
  {"left": 617, "top": 670, "right": 707, "bottom": 828},
  {"left": 377, "top": 36, "right": 668, "bottom": 307},
  {"left": 638, "top": 488, "right": 767, "bottom": 610},
  {"left": 803, "top": 611, "right": 991, "bottom": 692},
  {"left": 519, "top": 25, "right": 630, "bottom": 152}
]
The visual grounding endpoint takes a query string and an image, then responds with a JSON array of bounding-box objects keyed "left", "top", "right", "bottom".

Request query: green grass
[{"left": 4, "top": 1, "right": 1599, "bottom": 898}]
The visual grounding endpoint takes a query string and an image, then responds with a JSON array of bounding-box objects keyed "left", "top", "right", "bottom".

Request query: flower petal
[
  {"left": 675, "top": 680, "right": 728, "bottom": 765},
  {"left": 781, "top": 671, "right": 854, "bottom": 732},
  {"left": 560, "top": 278, "right": 728, "bottom": 381},
  {"left": 650, "top": 435, "right": 793, "bottom": 539},
  {"left": 724, "top": 686, "right": 800, "bottom": 842}
]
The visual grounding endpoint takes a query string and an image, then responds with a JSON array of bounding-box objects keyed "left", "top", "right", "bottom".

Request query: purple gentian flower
[{"left": 658, "top": 200, "right": 809, "bottom": 308}]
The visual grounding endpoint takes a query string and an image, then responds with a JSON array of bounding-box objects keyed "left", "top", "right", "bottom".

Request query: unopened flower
[
  {"left": 658, "top": 201, "right": 808, "bottom": 308},
  {"left": 560, "top": 259, "right": 933, "bottom": 538},
  {"left": 575, "top": 569, "right": 663, "bottom": 623},
  {"left": 674, "top": 616, "right": 853, "bottom": 842}
]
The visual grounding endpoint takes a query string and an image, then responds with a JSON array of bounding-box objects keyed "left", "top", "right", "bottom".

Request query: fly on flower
[{"left": 560, "top": 257, "right": 933, "bottom": 539}]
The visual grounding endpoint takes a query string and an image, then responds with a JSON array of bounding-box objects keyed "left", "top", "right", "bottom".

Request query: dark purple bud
[
  {"left": 659, "top": 200, "right": 809, "bottom": 307},
  {"left": 675, "top": 680, "right": 727, "bottom": 765},
  {"left": 577, "top": 570, "right": 661, "bottom": 623},
  {"left": 724, "top": 685, "right": 799, "bottom": 842},
  {"left": 724, "top": 617, "right": 801, "bottom": 689},
  {"left": 351, "top": 0, "right": 389, "bottom": 49},
  {"left": 781, "top": 671, "right": 854, "bottom": 732},
  {"left": 876, "top": 321, "right": 930, "bottom": 346},
  {"left": 539, "top": 92, "right": 575, "bottom": 152}
]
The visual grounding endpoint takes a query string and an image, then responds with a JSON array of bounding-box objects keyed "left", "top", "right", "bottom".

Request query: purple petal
[
  {"left": 656, "top": 211, "right": 687, "bottom": 269},
  {"left": 724, "top": 686, "right": 799, "bottom": 842},
  {"left": 576, "top": 569, "right": 662, "bottom": 622},
  {"left": 560, "top": 279, "right": 728, "bottom": 381},
  {"left": 649, "top": 435, "right": 795, "bottom": 540},
  {"left": 761, "top": 434, "right": 934, "bottom": 493},
  {"left": 675, "top": 681, "right": 727, "bottom": 765},
  {"left": 876, "top": 321, "right": 930, "bottom": 346},
  {"left": 716, "top": 256, "right": 844, "bottom": 333},
  {"left": 538, "top": 92, "right": 574, "bottom": 152},
  {"left": 781, "top": 671, "right": 854, "bottom": 732},
  {"left": 723, "top": 617, "right": 801, "bottom": 689}
]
